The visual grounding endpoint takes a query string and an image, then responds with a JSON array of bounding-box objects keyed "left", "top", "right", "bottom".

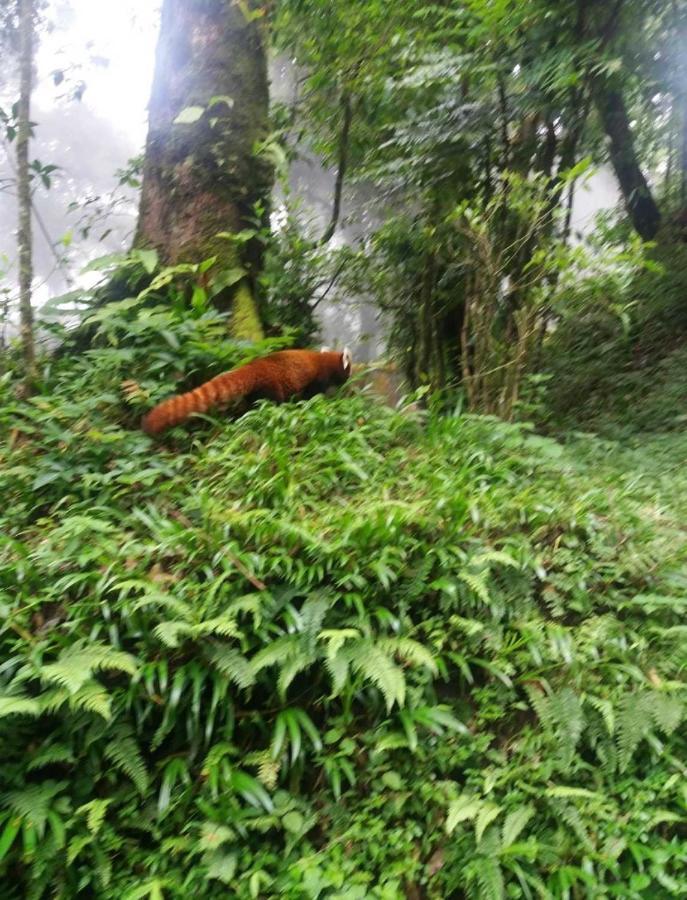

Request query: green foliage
[
  {"left": 2, "top": 295, "right": 687, "bottom": 896},
  {"left": 543, "top": 241, "right": 687, "bottom": 435},
  {"left": 259, "top": 204, "right": 350, "bottom": 344}
]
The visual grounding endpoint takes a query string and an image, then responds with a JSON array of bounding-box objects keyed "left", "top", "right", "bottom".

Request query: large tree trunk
[
  {"left": 594, "top": 84, "right": 661, "bottom": 241},
  {"left": 17, "top": 0, "right": 35, "bottom": 386},
  {"left": 135, "top": 0, "right": 272, "bottom": 339}
]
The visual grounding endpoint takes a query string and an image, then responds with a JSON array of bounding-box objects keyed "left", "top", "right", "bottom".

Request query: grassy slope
[{"left": 1, "top": 354, "right": 687, "bottom": 898}]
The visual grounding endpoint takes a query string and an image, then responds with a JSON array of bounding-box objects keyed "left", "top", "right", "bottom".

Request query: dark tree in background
[{"left": 135, "top": 0, "right": 272, "bottom": 339}]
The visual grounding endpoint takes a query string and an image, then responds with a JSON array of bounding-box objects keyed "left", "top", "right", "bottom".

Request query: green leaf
[
  {"left": 381, "top": 771, "right": 403, "bottom": 790},
  {"left": 135, "top": 249, "right": 159, "bottom": 274},
  {"left": 0, "top": 818, "right": 21, "bottom": 862},
  {"left": 282, "top": 811, "right": 305, "bottom": 833},
  {"left": 475, "top": 803, "right": 502, "bottom": 843},
  {"left": 501, "top": 806, "right": 534, "bottom": 848},
  {"left": 173, "top": 105, "right": 204, "bottom": 124},
  {"left": 446, "top": 796, "right": 481, "bottom": 834},
  {"left": 206, "top": 852, "right": 238, "bottom": 884}
]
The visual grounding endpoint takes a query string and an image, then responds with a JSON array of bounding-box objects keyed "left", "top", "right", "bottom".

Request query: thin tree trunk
[
  {"left": 594, "top": 84, "right": 661, "bottom": 240},
  {"left": 135, "top": 0, "right": 273, "bottom": 339},
  {"left": 320, "top": 91, "right": 353, "bottom": 245},
  {"left": 17, "top": 0, "right": 35, "bottom": 385}
]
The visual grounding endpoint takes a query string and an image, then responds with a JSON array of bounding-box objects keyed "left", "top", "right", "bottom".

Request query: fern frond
[
  {"left": 103, "top": 729, "right": 149, "bottom": 794},
  {"left": 475, "top": 856, "right": 505, "bottom": 900},
  {"left": 208, "top": 646, "right": 255, "bottom": 690},
  {"left": 250, "top": 635, "right": 300, "bottom": 676},
  {"left": 380, "top": 637, "right": 437, "bottom": 675},
  {"left": 650, "top": 692, "right": 683, "bottom": 735},
  {"left": 547, "top": 798, "right": 592, "bottom": 851},
  {"left": 325, "top": 652, "right": 349, "bottom": 697},
  {"left": 277, "top": 653, "right": 315, "bottom": 698},
  {"left": 501, "top": 805, "right": 534, "bottom": 848},
  {"left": 153, "top": 621, "right": 193, "bottom": 648},
  {"left": 70, "top": 680, "right": 112, "bottom": 719},
  {"left": 67, "top": 834, "right": 92, "bottom": 865},
  {"left": 27, "top": 744, "right": 74, "bottom": 771},
  {"left": 458, "top": 571, "right": 491, "bottom": 605},
  {"left": 347, "top": 640, "right": 406, "bottom": 710},
  {"left": 588, "top": 695, "right": 615, "bottom": 735},
  {"left": 40, "top": 644, "right": 137, "bottom": 694},
  {"left": 244, "top": 751, "right": 280, "bottom": 790},
  {"left": 76, "top": 798, "right": 113, "bottom": 835},
  {"left": 475, "top": 803, "right": 502, "bottom": 844},
  {"left": 471, "top": 550, "right": 519, "bottom": 569},
  {"left": 0, "top": 695, "right": 41, "bottom": 718},
  {"left": 3, "top": 781, "right": 67, "bottom": 836},
  {"left": 616, "top": 692, "right": 653, "bottom": 770},
  {"left": 446, "top": 795, "right": 481, "bottom": 834},
  {"left": 318, "top": 628, "right": 360, "bottom": 659},
  {"left": 195, "top": 616, "right": 240, "bottom": 639}
]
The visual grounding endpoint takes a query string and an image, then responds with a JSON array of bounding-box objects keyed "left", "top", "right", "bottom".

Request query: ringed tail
[{"left": 141, "top": 369, "right": 255, "bottom": 436}]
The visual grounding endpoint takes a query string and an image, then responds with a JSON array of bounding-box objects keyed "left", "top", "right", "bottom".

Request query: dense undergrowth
[
  {"left": 2, "top": 310, "right": 687, "bottom": 899},
  {"left": 543, "top": 242, "right": 687, "bottom": 437}
]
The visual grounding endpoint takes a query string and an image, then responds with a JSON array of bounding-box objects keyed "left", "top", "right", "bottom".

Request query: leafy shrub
[
  {"left": 543, "top": 240, "right": 687, "bottom": 434},
  {"left": 2, "top": 306, "right": 687, "bottom": 898}
]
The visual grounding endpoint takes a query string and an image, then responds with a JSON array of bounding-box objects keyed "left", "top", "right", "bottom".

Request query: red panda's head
[{"left": 320, "top": 346, "right": 352, "bottom": 385}]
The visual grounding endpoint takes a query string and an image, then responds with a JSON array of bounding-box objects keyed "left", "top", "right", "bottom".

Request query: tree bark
[
  {"left": 17, "top": 0, "right": 35, "bottom": 385},
  {"left": 135, "top": 0, "right": 273, "bottom": 339},
  {"left": 594, "top": 84, "right": 661, "bottom": 240}
]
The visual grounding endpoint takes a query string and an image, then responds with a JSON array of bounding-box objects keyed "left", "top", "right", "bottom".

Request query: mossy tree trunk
[{"left": 135, "top": 0, "right": 272, "bottom": 340}]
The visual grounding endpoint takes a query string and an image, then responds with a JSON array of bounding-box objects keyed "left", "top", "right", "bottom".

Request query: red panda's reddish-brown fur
[{"left": 141, "top": 348, "right": 352, "bottom": 436}]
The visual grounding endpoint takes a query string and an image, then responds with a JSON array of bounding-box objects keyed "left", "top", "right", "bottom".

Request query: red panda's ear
[
  {"left": 320, "top": 345, "right": 331, "bottom": 352},
  {"left": 342, "top": 347, "right": 352, "bottom": 372}
]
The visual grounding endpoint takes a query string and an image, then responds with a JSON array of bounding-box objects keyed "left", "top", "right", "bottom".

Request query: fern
[
  {"left": 471, "top": 550, "right": 520, "bottom": 569},
  {"left": 458, "top": 570, "right": 491, "bottom": 605},
  {"left": 380, "top": 636, "right": 437, "bottom": 675},
  {"left": 650, "top": 692, "right": 684, "bottom": 735},
  {"left": 76, "top": 798, "right": 113, "bottom": 835},
  {"left": 475, "top": 803, "right": 502, "bottom": 844},
  {"left": 446, "top": 794, "right": 482, "bottom": 834},
  {"left": 250, "top": 635, "right": 301, "bottom": 676},
  {"left": 475, "top": 856, "right": 505, "bottom": 900},
  {"left": 3, "top": 781, "right": 67, "bottom": 837},
  {"left": 616, "top": 692, "right": 654, "bottom": 770},
  {"left": 40, "top": 644, "right": 137, "bottom": 694},
  {"left": 527, "top": 684, "right": 584, "bottom": 769},
  {"left": 26, "top": 744, "right": 74, "bottom": 771},
  {"left": 208, "top": 645, "right": 255, "bottom": 690},
  {"left": 0, "top": 695, "right": 41, "bottom": 718},
  {"left": 195, "top": 615, "right": 240, "bottom": 639},
  {"left": 501, "top": 805, "right": 534, "bottom": 849},
  {"left": 324, "top": 652, "right": 350, "bottom": 697},
  {"left": 69, "top": 680, "right": 113, "bottom": 719},
  {"left": 347, "top": 640, "right": 406, "bottom": 709},
  {"left": 277, "top": 654, "right": 314, "bottom": 698},
  {"left": 318, "top": 628, "right": 360, "bottom": 658},
  {"left": 153, "top": 621, "right": 193, "bottom": 648},
  {"left": 547, "top": 798, "right": 592, "bottom": 851},
  {"left": 103, "top": 728, "right": 149, "bottom": 795}
]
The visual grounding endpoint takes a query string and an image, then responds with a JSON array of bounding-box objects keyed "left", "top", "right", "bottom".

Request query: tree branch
[{"left": 320, "top": 91, "right": 353, "bottom": 245}]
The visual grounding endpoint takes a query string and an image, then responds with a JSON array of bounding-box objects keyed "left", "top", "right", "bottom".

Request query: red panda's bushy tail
[{"left": 141, "top": 367, "right": 257, "bottom": 436}]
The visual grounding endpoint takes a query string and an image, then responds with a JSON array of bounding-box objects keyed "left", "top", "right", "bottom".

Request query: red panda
[{"left": 141, "top": 347, "right": 352, "bottom": 436}]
